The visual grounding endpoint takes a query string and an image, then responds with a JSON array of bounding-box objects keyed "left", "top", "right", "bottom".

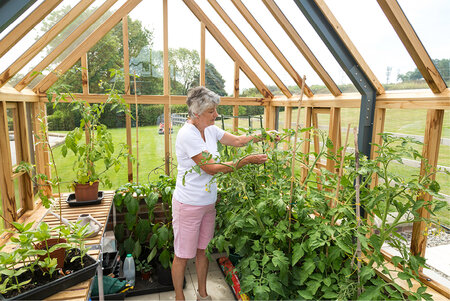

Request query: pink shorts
[{"left": 172, "top": 199, "right": 216, "bottom": 259}]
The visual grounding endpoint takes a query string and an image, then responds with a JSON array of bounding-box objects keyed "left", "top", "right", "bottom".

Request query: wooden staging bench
[{"left": 39, "top": 191, "right": 114, "bottom": 300}]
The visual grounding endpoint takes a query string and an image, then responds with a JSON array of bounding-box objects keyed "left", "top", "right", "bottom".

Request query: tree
[
  {"left": 397, "top": 58, "right": 450, "bottom": 83},
  {"left": 169, "top": 48, "right": 200, "bottom": 95}
]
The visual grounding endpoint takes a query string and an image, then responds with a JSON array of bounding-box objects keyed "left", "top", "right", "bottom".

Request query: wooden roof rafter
[
  {"left": 0, "top": 0, "right": 63, "bottom": 58},
  {"left": 231, "top": 0, "right": 313, "bottom": 98},
  {"left": 15, "top": 0, "right": 119, "bottom": 92},
  {"left": 313, "top": 0, "right": 385, "bottom": 95},
  {"left": 34, "top": 0, "right": 142, "bottom": 94},
  {"left": 261, "top": 0, "right": 341, "bottom": 97},
  {"left": 207, "top": 0, "right": 292, "bottom": 98},
  {"left": 377, "top": 0, "right": 447, "bottom": 93},
  {"left": 0, "top": 0, "right": 96, "bottom": 89},
  {"left": 183, "top": 0, "right": 273, "bottom": 99}
]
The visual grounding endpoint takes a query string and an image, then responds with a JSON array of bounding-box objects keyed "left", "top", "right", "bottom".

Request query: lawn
[{"left": 51, "top": 125, "right": 180, "bottom": 193}]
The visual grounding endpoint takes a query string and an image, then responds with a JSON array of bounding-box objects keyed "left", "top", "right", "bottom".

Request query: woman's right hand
[{"left": 246, "top": 154, "right": 268, "bottom": 165}]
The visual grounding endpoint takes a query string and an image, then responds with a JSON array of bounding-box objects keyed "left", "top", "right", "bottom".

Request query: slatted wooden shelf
[{"left": 41, "top": 190, "right": 114, "bottom": 301}]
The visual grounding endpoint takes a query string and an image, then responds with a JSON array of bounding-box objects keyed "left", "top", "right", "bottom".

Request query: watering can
[{"left": 49, "top": 211, "right": 103, "bottom": 238}]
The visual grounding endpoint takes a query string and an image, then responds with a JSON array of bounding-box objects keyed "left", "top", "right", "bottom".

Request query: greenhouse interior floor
[{"left": 125, "top": 252, "right": 235, "bottom": 301}]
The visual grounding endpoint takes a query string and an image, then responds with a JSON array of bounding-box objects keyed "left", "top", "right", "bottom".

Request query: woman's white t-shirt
[{"left": 173, "top": 123, "right": 225, "bottom": 206}]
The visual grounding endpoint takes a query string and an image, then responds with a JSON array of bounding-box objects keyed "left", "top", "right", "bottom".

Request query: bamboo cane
[
  {"left": 288, "top": 75, "right": 306, "bottom": 252},
  {"left": 353, "top": 127, "right": 362, "bottom": 296},
  {"left": 133, "top": 73, "right": 139, "bottom": 184}
]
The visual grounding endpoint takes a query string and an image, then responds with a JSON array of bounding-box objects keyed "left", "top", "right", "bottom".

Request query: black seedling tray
[{"left": 66, "top": 191, "right": 104, "bottom": 206}]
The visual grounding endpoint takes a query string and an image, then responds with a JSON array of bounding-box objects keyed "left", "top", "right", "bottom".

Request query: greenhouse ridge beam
[{"left": 294, "top": 0, "right": 377, "bottom": 159}]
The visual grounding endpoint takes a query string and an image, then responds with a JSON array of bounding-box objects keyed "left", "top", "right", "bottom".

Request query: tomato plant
[{"left": 207, "top": 129, "right": 445, "bottom": 300}]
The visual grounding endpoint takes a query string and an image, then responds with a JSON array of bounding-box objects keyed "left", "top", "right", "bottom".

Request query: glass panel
[
  {"left": 197, "top": 0, "right": 277, "bottom": 95},
  {"left": 25, "top": 0, "right": 125, "bottom": 90},
  {"left": 7, "top": 107, "right": 19, "bottom": 166},
  {"left": 397, "top": 0, "right": 450, "bottom": 86},
  {"left": 238, "top": 70, "right": 262, "bottom": 97},
  {"left": 49, "top": 60, "right": 83, "bottom": 93},
  {"left": 274, "top": 0, "right": 354, "bottom": 94},
  {"left": 88, "top": 22, "right": 124, "bottom": 94},
  {"left": 169, "top": 0, "right": 200, "bottom": 95},
  {"left": 323, "top": 0, "right": 420, "bottom": 91},
  {"left": 0, "top": 0, "right": 75, "bottom": 75},
  {"left": 244, "top": 1, "right": 327, "bottom": 91},
  {"left": 205, "top": 31, "right": 233, "bottom": 97},
  {"left": 129, "top": 0, "right": 164, "bottom": 95}
]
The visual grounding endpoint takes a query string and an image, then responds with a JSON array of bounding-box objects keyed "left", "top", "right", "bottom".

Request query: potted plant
[
  {"left": 149, "top": 221, "right": 174, "bottom": 286},
  {"left": 51, "top": 70, "right": 131, "bottom": 202},
  {"left": 135, "top": 258, "right": 154, "bottom": 281}
]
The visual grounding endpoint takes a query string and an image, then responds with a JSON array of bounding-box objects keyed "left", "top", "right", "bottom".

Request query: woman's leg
[
  {"left": 172, "top": 255, "right": 188, "bottom": 300},
  {"left": 196, "top": 248, "right": 209, "bottom": 298}
]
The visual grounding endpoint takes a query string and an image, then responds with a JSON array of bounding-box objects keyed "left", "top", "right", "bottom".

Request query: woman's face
[{"left": 197, "top": 106, "right": 218, "bottom": 127}]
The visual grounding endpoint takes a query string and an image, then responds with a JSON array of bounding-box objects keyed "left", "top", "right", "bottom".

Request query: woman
[{"left": 171, "top": 86, "right": 269, "bottom": 301}]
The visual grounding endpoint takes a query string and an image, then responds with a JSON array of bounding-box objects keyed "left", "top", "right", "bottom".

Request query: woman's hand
[
  {"left": 267, "top": 130, "right": 281, "bottom": 142},
  {"left": 246, "top": 154, "right": 268, "bottom": 165}
]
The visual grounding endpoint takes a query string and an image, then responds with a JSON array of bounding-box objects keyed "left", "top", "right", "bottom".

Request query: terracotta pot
[
  {"left": 74, "top": 181, "right": 99, "bottom": 201},
  {"left": 35, "top": 238, "right": 67, "bottom": 269}
]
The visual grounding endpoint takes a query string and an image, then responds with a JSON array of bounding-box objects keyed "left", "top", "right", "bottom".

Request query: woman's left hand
[{"left": 267, "top": 130, "right": 281, "bottom": 142}]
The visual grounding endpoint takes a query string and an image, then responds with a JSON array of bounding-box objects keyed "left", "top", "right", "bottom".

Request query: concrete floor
[{"left": 125, "top": 253, "right": 236, "bottom": 301}]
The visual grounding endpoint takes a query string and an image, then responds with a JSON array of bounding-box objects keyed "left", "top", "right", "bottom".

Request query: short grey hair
[{"left": 186, "top": 86, "right": 220, "bottom": 119}]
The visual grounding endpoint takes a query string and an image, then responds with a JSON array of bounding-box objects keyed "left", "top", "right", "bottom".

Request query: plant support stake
[
  {"left": 353, "top": 126, "right": 362, "bottom": 297},
  {"left": 134, "top": 72, "right": 139, "bottom": 184},
  {"left": 288, "top": 75, "right": 306, "bottom": 252}
]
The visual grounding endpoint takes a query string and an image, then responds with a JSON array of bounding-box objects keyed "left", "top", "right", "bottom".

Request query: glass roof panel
[
  {"left": 128, "top": 0, "right": 164, "bottom": 95},
  {"left": 323, "top": 0, "right": 424, "bottom": 91},
  {"left": 205, "top": 31, "right": 234, "bottom": 97},
  {"left": 397, "top": 0, "right": 450, "bottom": 86},
  {"left": 196, "top": 0, "right": 277, "bottom": 95},
  {"left": 209, "top": 0, "right": 294, "bottom": 95},
  {"left": 168, "top": 0, "right": 200, "bottom": 95},
  {"left": 0, "top": 0, "right": 76, "bottom": 76},
  {"left": 27, "top": 0, "right": 123, "bottom": 90},
  {"left": 273, "top": 0, "right": 355, "bottom": 94},
  {"left": 245, "top": 1, "right": 328, "bottom": 92}
]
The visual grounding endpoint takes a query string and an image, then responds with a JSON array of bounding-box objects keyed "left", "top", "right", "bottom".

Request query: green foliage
[
  {"left": 208, "top": 129, "right": 442, "bottom": 300},
  {"left": 113, "top": 175, "right": 175, "bottom": 269},
  {"left": 0, "top": 220, "right": 91, "bottom": 295}
]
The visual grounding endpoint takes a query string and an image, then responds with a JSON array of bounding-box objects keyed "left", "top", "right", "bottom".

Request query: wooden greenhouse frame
[{"left": 0, "top": 0, "right": 448, "bottom": 298}]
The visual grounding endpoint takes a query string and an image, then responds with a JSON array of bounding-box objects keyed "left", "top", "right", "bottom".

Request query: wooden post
[
  {"left": 370, "top": 108, "right": 386, "bottom": 187},
  {"left": 0, "top": 101, "right": 17, "bottom": 226},
  {"left": 123, "top": 15, "right": 133, "bottom": 183},
  {"left": 411, "top": 109, "right": 444, "bottom": 259},
  {"left": 301, "top": 107, "right": 312, "bottom": 183},
  {"left": 200, "top": 22, "right": 206, "bottom": 87},
  {"left": 233, "top": 105, "right": 239, "bottom": 132},
  {"left": 326, "top": 107, "right": 341, "bottom": 172},
  {"left": 265, "top": 102, "right": 276, "bottom": 130},
  {"left": 17, "top": 102, "right": 33, "bottom": 211},
  {"left": 81, "top": 53, "right": 89, "bottom": 95},
  {"left": 234, "top": 62, "right": 239, "bottom": 98},
  {"left": 163, "top": 0, "right": 170, "bottom": 176}
]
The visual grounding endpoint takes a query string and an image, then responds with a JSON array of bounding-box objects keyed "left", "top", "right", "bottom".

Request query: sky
[{"left": 1, "top": 0, "right": 449, "bottom": 95}]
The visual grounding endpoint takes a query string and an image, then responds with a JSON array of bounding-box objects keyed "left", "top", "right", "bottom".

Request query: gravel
[{"left": 399, "top": 227, "right": 450, "bottom": 248}]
